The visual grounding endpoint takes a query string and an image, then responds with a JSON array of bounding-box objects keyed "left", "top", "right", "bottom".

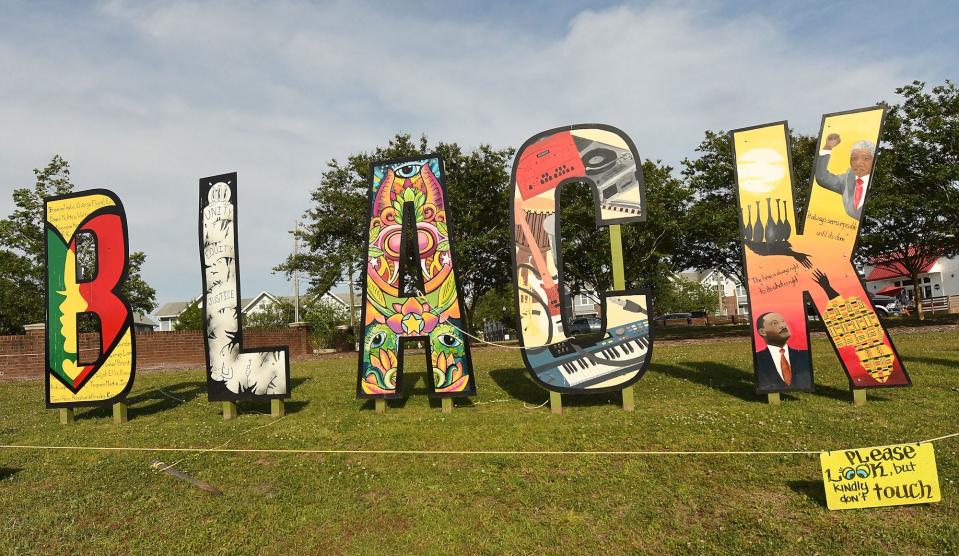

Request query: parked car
[
  {"left": 567, "top": 316, "right": 602, "bottom": 335},
  {"left": 653, "top": 312, "right": 692, "bottom": 322},
  {"left": 869, "top": 294, "right": 901, "bottom": 317}
]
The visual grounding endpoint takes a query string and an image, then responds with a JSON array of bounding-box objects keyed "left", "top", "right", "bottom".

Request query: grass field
[{"left": 1, "top": 331, "right": 957, "bottom": 554}]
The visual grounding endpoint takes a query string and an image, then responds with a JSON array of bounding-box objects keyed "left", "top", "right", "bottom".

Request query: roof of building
[{"left": 865, "top": 249, "right": 940, "bottom": 281}]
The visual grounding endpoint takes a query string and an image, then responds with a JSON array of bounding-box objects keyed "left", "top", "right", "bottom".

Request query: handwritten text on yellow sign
[{"left": 820, "top": 442, "right": 941, "bottom": 510}]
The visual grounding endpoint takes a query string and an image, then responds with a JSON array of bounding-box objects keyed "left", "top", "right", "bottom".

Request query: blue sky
[{"left": 1, "top": 0, "right": 956, "bottom": 310}]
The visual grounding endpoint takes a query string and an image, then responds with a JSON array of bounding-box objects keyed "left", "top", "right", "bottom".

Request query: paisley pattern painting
[{"left": 357, "top": 157, "right": 475, "bottom": 398}]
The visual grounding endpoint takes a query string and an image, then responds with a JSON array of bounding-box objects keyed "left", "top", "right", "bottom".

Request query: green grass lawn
[{"left": 1, "top": 332, "right": 957, "bottom": 554}]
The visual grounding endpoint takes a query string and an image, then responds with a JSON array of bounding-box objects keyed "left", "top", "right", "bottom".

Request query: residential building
[
  {"left": 863, "top": 252, "right": 959, "bottom": 301},
  {"left": 678, "top": 270, "right": 749, "bottom": 316}
]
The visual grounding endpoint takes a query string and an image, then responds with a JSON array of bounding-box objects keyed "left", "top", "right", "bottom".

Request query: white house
[{"left": 862, "top": 252, "right": 959, "bottom": 301}]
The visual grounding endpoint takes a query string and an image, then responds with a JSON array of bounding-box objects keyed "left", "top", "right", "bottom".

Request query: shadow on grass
[
  {"left": 74, "top": 376, "right": 315, "bottom": 421},
  {"left": 650, "top": 361, "right": 759, "bottom": 403},
  {"left": 487, "top": 367, "right": 623, "bottom": 407},
  {"left": 0, "top": 467, "right": 21, "bottom": 480},
  {"left": 902, "top": 355, "right": 959, "bottom": 368},
  {"left": 787, "top": 480, "right": 828, "bottom": 509},
  {"left": 650, "top": 361, "right": 881, "bottom": 404}
]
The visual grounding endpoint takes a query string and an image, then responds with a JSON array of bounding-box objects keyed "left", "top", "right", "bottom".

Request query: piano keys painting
[{"left": 510, "top": 125, "right": 653, "bottom": 394}]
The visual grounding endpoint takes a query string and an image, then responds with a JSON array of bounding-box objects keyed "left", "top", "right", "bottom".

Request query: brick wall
[{"left": 0, "top": 326, "right": 313, "bottom": 381}]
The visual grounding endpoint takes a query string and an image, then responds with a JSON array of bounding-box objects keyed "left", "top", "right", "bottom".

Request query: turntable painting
[{"left": 510, "top": 125, "right": 651, "bottom": 394}]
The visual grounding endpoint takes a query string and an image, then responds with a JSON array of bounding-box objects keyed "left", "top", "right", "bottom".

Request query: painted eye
[
  {"left": 395, "top": 163, "right": 421, "bottom": 178},
  {"left": 370, "top": 332, "right": 387, "bottom": 349},
  {"left": 842, "top": 467, "right": 856, "bottom": 480},
  {"left": 438, "top": 333, "right": 461, "bottom": 348},
  {"left": 856, "top": 465, "right": 870, "bottom": 478}
]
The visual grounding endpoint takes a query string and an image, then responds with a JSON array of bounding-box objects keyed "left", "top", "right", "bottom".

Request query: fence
[
  {"left": 920, "top": 295, "right": 959, "bottom": 314},
  {"left": 0, "top": 325, "right": 313, "bottom": 381}
]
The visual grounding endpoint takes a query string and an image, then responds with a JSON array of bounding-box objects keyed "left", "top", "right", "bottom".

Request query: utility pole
[{"left": 292, "top": 219, "right": 300, "bottom": 323}]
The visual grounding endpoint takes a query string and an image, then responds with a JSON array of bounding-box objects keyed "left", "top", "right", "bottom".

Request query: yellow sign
[{"left": 820, "top": 442, "right": 941, "bottom": 510}]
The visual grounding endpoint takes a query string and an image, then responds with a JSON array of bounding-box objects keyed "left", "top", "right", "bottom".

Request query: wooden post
[
  {"left": 271, "top": 399, "right": 285, "bottom": 418},
  {"left": 853, "top": 389, "right": 867, "bottom": 406},
  {"left": 222, "top": 401, "right": 237, "bottom": 420},
  {"left": 374, "top": 398, "right": 386, "bottom": 414},
  {"left": 550, "top": 391, "right": 562, "bottom": 414},
  {"left": 622, "top": 386, "right": 634, "bottom": 412},
  {"left": 59, "top": 408, "right": 74, "bottom": 425},
  {"left": 610, "top": 224, "right": 635, "bottom": 413},
  {"left": 767, "top": 393, "right": 781, "bottom": 406},
  {"left": 441, "top": 397, "right": 453, "bottom": 414},
  {"left": 112, "top": 401, "right": 128, "bottom": 424}
]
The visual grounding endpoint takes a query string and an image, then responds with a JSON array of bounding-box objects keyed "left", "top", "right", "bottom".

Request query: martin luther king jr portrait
[
  {"left": 754, "top": 312, "right": 813, "bottom": 392},
  {"left": 814, "top": 133, "right": 875, "bottom": 221}
]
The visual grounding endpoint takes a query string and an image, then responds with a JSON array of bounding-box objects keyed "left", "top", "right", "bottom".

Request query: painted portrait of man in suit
[
  {"left": 814, "top": 133, "right": 875, "bottom": 221},
  {"left": 754, "top": 312, "right": 813, "bottom": 392}
]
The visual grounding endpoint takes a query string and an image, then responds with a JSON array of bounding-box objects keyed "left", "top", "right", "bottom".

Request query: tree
[
  {"left": 173, "top": 301, "right": 204, "bottom": 331},
  {"left": 471, "top": 286, "right": 516, "bottom": 329},
  {"left": 679, "top": 130, "right": 816, "bottom": 287},
  {"left": 300, "top": 299, "right": 351, "bottom": 349},
  {"left": 243, "top": 300, "right": 294, "bottom": 330},
  {"left": 859, "top": 81, "right": 959, "bottom": 320},
  {"left": 0, "top": 155, "right": 158, "bottom": 334},
  {"left": 654, "top": 277, "right": 721, "bottom": 315},
  {"left": 276, "top": 134, "right": 515, "bottom": 330}
]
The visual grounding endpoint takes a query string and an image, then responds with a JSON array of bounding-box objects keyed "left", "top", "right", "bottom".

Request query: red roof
[{"left": 865, "top": 248, "right": 939, "bottom": 281}]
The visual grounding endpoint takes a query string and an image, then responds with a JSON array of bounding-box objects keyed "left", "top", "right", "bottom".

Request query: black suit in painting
[{"left": 755, "top": 346, "right": 812, "bottom": 392}]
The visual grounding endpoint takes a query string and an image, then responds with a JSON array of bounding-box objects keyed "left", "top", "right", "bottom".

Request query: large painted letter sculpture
[
  {"left": 199, "top": 173, "right": 290, "bottom": 400},
  {"left": 357, "top": 156, "right": 475, "bottom": 398},
  {"left": 730, "top": 107, "right": 910, "bottom": 394},
  {"left": 510, "top": 125, "right": 652, "bottom": 393},
  {"left": 45, "top": 190, "right": 136, "bottom": 407}
]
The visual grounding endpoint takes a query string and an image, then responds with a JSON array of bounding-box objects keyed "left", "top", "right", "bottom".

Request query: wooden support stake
[
  {"left": 550, "top": 391, "right": 562, "bottom": 414},
  {"left": 113, "top": 401, "right": 128, "bottom": 424},
  {"left": 609, "top": 224, "right": 626, "bottom": 290},
  {"left": 59, "top": 408, "right": 74, "bottom": 425},
  {"left": 767, "top": 393, "right": 781, "bottom": 406},
  {"left": 441, "top": 397, "right": 453, "bottom": 414},
  {"left": 222, "top": 401, "right": 238, "bottom": 420},
  {"left": 271, "top": 399, "right": 285, "bottom": 418},
  {"left": 853, "top": 389, "right": 867, "bottom": 407},
  {"left": 374, "top": 398, "right": 386, "bottom": 414},
  {"left": 622, "top": 386, "right": 634, "bottom": 412}
]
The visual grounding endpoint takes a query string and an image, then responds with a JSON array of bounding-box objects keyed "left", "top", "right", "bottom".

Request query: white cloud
[{"left": 0, "top": 1, "right": 942, "bottom": 306}]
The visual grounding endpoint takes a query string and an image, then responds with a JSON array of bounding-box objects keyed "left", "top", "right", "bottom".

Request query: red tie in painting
[
  {"left": 854, "top": 177, "right": 864, "bottom": 208},
  {"left": 780, "top": 348, "right": 792, "bottom": 386}
]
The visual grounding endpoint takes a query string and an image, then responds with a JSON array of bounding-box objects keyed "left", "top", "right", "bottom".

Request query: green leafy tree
[
  {"left": 655, "top": 278, "right": 721, "bottom": 315},
  {"left": 679, "top": 130, "right": 816, "bottom": 287},
  {"left": 471, "top": 286, "right": 516, "bottom": 330},
  {"left": 173, "top": 301, "right": 204, "bottom": 331},
  {"left": 301, "top": 299, "right": 352, "bottom": 349},
  {"left": 859, "top": 81, "right": 959, "bottom": 320},
  {"left": 0, "top": 156, "right": 158, "bottom": 334},
  {"left": 276, "top": 134, "right": 515, "bottom": 330},
  {"left": 243, "top": 300, "right": 294, "bottom": 330}
]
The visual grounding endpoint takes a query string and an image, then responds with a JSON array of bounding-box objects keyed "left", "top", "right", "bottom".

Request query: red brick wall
[{"left": 0, "top": 326, "right": 313, "bottom": 381}]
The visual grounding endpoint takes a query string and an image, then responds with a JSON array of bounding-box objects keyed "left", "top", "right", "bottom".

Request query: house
[
  {"left": 155, "top": 291, "right": 287, "bottom": 330},
  {"left": 862, "top": 251, "right": 959, "bottom": 301},
  {"left": 133, "top": 313, "right": 159, "bottom": 333},
  {"left": 154, "top": 289, "right": 361, "bottom": 330},
  {"left": 678, "top": 270, "right": 749, "bottom": 316}
]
